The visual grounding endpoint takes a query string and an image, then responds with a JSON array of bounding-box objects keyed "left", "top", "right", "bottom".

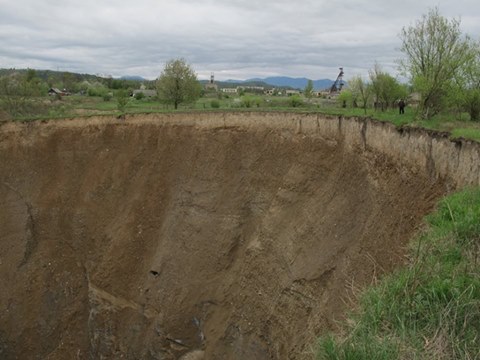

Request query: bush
[
  {"left": 116, "top": 90, "right": 129, "bottom": 113},
  {"left": 241, "top": 96, "right": 261, "bottom": 108},
  {"left": 87, "top": 86, "right": 108, "bottom": 97},
  {"left": 337, "top": 90, "right": 353, "bottom": 108},
  {"left": 290, "top": 95, "right": 303, "bottom": 107},
  {"left": 241, "top": 96, "right": 253, "bottom": 108},
  {"left": 210, "top": 99, "right": 220, "bottom": 108},
  {"left": 134, "top": 92, "right": 145, "bottom": 100}
]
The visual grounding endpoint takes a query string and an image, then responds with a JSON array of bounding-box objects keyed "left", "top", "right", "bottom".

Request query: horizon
[{"left": 1, "top": 67, "right": 340, "bottom": 83}]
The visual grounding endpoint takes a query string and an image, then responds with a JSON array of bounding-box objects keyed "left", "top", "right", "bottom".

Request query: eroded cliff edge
[{"left": 0, "top": 113, "right": 478, "bottom": 359}]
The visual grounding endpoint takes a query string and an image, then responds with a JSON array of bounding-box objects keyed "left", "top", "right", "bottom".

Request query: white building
[{"left": 221, "top": 88, "right": 238, "bottom": 94}]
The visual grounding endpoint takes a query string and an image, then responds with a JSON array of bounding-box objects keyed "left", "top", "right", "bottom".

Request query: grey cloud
[{"left": 0, "top": 0, "right": 479, "bottom": 80}]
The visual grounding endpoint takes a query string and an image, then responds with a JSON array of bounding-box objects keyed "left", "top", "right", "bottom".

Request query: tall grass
[{"left": 317, "top": 188, "right": 480, "bottom": 360}]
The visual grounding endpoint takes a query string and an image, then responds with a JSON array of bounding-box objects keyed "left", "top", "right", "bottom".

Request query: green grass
[
  {"left": 450, "top": 128, "right": 480, "bottom": 142},
  {"left": 316, "top": 188, "right": 480, "bottom": 360},
  {"left": 319, "top": 105, "right": 480, "bottom": 141},
  {"left": 4, "top": 95, "right": 480, "bottom": 143}
]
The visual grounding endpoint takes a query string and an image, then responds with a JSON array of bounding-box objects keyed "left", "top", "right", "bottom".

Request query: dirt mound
[{"left": 0, "top": 115, "right": 447, "bottom": 359}]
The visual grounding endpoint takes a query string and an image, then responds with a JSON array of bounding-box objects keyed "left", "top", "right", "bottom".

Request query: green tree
[
  {"left": 450, "top": 39, "right": 480, "bottom": 121},
  {"left": 0, "top": 72, "right": 45, "bottom": 118},
  {"left": 61, "top": 72, "right": 76, "bottom": 91},
  {"left": 399, "top": 7, "right": 471, "bottom": 119},
  {"left": 290, "top": 94, "right": 303, "bottom": 107},
  {"left": 369, "top": 63, "right": 404, "bottom": 111},
  {"left": 349, "top": 75, "right": 372, "bottom": 114},
  {"left": 26, "top": 68, "right": 37, "bottom": 82},
  {"left": 304, "top": 79, "right": 314, "bottom": 99},
  {"left": 337, "top": 89, "right": 353, "bottom": 108},
  {"left": 156, "top": 58, "right": 201, "bottom": 109},
  {"left": 116, "top": 89, "right": 129, "bottom": 114}
]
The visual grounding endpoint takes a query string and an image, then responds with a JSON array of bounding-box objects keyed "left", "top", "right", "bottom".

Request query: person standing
[{"left": 398, "top": 99, "right": 406, "bottom": 114}]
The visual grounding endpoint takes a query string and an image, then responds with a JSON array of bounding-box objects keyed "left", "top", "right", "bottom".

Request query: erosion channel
[{"left": 1, "top": 112, "right": 479, "bottom": 359}]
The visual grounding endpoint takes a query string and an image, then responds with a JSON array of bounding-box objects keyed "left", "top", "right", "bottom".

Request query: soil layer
[{"left": 0, "top": 114, "right": 452, "bottom": 359}]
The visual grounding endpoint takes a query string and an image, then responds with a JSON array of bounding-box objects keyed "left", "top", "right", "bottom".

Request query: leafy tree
[
  {"left": 134, "top": 92, "right": 145, "bottom": 100},
  {"left": 304, "top": 80, "right": 314, "bottom": 99},
  {"left": 116, "top": 90, "right": 129, "bottom": 114},
  {"left": 156, "top": 58, "right": 201, "bottom": 109},
  {"left": 87, "top": 83, "right": 108, "bottom": 97},
  {"left": 399, "top": 7, "right": 471, "bottom": 119},
  {"left": 369, "top": 63, "right": 404, "bottom": 111},
  {"left": 290, "top": 95, "right": 303, "bottom": 107},
  {"left": 450, "top": 39, "right": 480, "bottom": 121},
  {"left": 26, "top": 68, "right": 37, "bottom": 82},
  {"left": 0, "top": 72, "right": 45, "bottom": 118},
  {"left": 337, "top": 89, "right": 353, "bottom": 108},
  {"left": 349, "top": 75, "right": 372, "bottom": 114},
  {"left": 61, "top": 72, "right": 76, "bottom": 91}
]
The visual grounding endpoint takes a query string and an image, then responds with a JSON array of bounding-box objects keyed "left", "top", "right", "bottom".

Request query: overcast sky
[{"left": 1, "top": 0, "right": 479, "bottom": 81}]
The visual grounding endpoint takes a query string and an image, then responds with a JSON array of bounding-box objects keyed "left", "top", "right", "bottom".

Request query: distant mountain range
[
  {"left": 121, "top": 75, "right": 336, "bottom": 90},
  {"left": 120, "top": 75, "right": 335, "bottom": 90},
  {"left": 225, "top": 77, "right": 335, "bottom": 90},
  {"left": 1, "top": 68, "right": 335, "bottom": 91},
  {"left": 120, "top": 75, "right": 147, "bottom": 81}
]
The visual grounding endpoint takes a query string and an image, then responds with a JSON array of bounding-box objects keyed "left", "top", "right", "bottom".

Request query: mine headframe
[{"left": 329, "top": 67, "right": 345, "bottom": 94}]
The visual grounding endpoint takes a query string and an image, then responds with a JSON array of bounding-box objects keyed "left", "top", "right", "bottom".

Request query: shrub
[
  {"left": 290, "top": 95, "right": 303, "bottom": 107},
  {"left": 241, "top": 96, "right": 261, "bottom": 108},
  {"left": 87, "top": 85, "right": 108, "bottom": 98},
  {"left": 116, "top": 90, "right": 129, "bottom": 113},
  {"left": 134, "top": 92, "right": 145, "bottom": 100},
  {"left": 241, "top": 96, "right": 253, "bottom": 108},
  {"left": 337, "top": 90, "right": 353, "bottom": 108},
  {"left": 210, "top": 99, "right": 220, "bottom": 108}
]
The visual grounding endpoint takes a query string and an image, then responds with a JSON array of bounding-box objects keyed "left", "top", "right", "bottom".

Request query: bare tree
[{"left": 349, "top": 75, "right": 371, "bottom": 115}]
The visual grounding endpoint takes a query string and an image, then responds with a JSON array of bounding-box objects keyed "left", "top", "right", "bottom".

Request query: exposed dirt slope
[{"left": 0, "top": 115, "right": 448, "bottom": 359}]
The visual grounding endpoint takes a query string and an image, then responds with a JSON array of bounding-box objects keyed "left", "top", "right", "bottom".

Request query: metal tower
[{"left": 330, "top": 67, "right": 344, "bottom": 94}]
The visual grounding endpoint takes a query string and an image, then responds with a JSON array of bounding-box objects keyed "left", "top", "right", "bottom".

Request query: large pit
[{"left": 1, "top": 113, "right": 478, "bottom": 359}]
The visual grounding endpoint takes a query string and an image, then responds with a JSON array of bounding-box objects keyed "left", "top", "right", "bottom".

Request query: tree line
[{"left": 344, "top": 7, "right": 480, "bottom": 121}]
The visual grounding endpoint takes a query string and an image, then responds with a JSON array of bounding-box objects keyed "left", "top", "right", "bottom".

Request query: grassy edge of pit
[{"left": 315, "top": 187, "right": 480, "bottom": 360}]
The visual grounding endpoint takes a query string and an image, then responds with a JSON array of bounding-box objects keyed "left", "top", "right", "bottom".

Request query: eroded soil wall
[{"left": 0, "top": 113, "right": 477, "bottom": 359}]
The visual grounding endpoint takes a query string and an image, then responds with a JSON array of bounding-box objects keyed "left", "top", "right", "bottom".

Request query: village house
[
  {"left": 285, "top": 89, "right": 300, "bottom": 96},
  {"left": 48, "top": 88, "right": 70, "bottom": 96},
  {"left": 221, "top": 88, "right": 238, "bottom": 94}
]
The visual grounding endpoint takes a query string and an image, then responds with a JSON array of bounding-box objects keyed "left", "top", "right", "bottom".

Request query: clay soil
[{"left": 0, "top": 117, "right": 446, "bottom": 359}]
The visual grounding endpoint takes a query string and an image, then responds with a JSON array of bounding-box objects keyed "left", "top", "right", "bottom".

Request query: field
[{"left": 8, "top": 93, "right": 480, "bottom": 143}]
